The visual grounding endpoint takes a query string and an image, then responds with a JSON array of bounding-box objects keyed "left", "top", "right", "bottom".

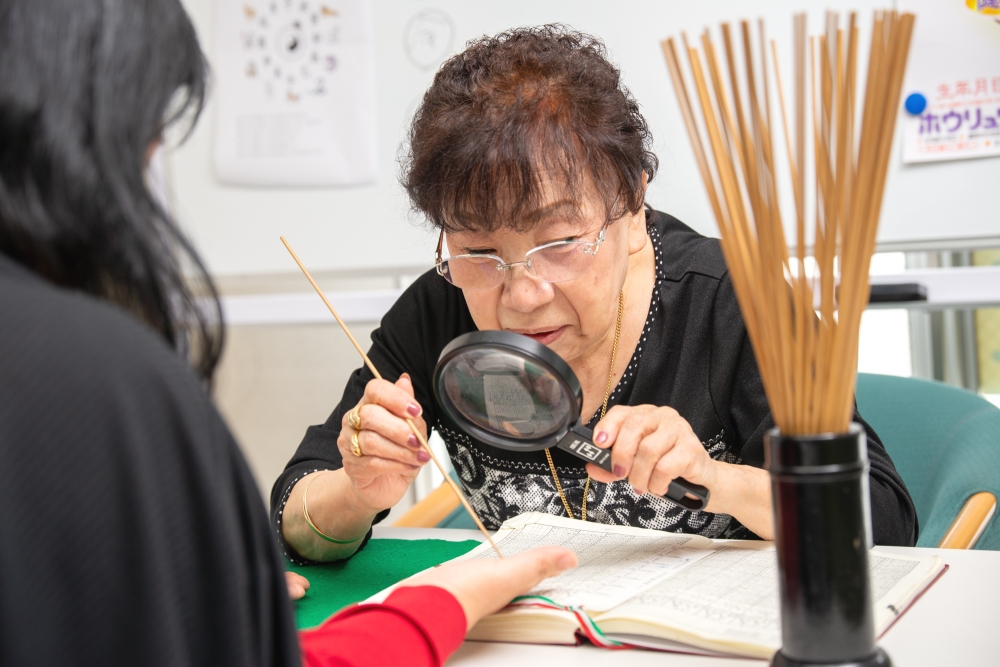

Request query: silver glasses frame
[{"left": 434, "top": 201, "right": 621, "bottom": 291}]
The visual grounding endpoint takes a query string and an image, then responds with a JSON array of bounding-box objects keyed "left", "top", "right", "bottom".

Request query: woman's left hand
[
  {"left": 586, "top": 404, "right": 774, "bottom": 538},
  {"left": 586, "top": 404, "right": 719, "bottom": 502}
]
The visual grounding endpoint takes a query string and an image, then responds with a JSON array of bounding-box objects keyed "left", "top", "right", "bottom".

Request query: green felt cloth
[{"left": 286, "top": 538, "right": 480, "bottom": 630}]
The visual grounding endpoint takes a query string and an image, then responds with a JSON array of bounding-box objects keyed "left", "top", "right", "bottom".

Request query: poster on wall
[
  {"left": 900, "top": 0, "right": 1000, "bottom": 164},
  {"left": 212, "top": 0, "right": 378, "bottom": 187}
]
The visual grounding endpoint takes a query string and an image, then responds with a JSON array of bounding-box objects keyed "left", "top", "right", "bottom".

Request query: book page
[
  {"left": 869, "top": 548, "right": 945, "bottom": 631},
  {"left": 483, "top": 374, "right": 537, "bottom": 430},
  {"left": 461, "top": 513, "right": 714, "bottom": 612},
  {"left": 598, "top": 544, "right": 782, "bottom": 655},
  {"left": 598, "top": 545, "right": 944, "bottom": 657}
]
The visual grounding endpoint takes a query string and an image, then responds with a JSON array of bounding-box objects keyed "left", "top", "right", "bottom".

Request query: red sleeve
[{"left": 298, "top": 585, "right": 467, "bottom": 667}]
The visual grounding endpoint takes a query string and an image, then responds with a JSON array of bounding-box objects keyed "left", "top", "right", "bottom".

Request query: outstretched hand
[{"left": 400, "top": 546, "right": 578, "bottom": 630}]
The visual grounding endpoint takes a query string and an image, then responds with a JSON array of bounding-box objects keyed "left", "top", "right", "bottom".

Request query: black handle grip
[
  {"left": 556, "top": 428, "right": 613, "bottom": 471},
  {"left": 664, "top": 478, "right": 710, "bottom": 511},
  {"left": 556, "top": 425, "right": 710, "bottom": 511}
]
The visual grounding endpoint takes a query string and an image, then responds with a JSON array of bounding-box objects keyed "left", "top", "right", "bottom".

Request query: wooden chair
[
  {"left": 393, "top": 478, "right": 463, "bottom": 528},
  {"left": 397, "top": 375, "right": 1000, "bottom": 550},
  {"left": 937, "top": 492, "right": 996, "bottom": 548}
]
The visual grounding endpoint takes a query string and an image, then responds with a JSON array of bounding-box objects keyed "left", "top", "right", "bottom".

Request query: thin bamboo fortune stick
[
  {"left": 280, "top": 236, "right": 504, "bottom": 558},
  {"left": 662, "top": 10, "right": 914, "bottom": 436}
]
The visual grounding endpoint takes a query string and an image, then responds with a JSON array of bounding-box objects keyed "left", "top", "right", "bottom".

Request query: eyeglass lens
[{"left": 442, "top": 240, "right": 599, "bottom": 291}]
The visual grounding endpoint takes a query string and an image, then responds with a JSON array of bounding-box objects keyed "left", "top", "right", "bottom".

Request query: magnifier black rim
[{"left": 433, "top": 330, "right": 583, "bottom": 451}]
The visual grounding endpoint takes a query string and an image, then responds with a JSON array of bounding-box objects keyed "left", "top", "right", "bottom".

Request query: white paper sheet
[
  {"left": 608, "top": 545, "right": 783, "bottom": 649},
  {"left": 462, "top": 513, "right": 714, "bottom": 612},
  {"left": 212, "top": 0, "right": 378, "bottom": 186},
  {"left": 462, "top": 512, "right": 942, "bottom": 648},
  {"left": 603, "top": 544, "right": 940, "bottom": 651}
]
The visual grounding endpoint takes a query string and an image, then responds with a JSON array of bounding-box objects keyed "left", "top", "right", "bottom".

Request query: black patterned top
[{"left": 272, "top": 211, "right": 917, "bottom": 564}]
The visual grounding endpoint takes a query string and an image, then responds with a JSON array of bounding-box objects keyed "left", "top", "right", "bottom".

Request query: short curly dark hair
[{"left": 402, "top": 25, "right": 658, "bottom": 233}]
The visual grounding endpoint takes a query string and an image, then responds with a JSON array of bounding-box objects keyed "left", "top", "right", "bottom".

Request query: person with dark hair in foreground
[
  {"left": 0, "top": 2, "right": 575, "bottom": 666},
  {"left": 275, "top": 25, "right": 918, "bottom": 565}
]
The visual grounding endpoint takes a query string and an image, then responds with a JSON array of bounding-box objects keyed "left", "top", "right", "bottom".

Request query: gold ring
[
  {"left": 348, "top": 406, "right": 362, "bottom": 430},
  {"left": 351, "top": 431, "right": 363, "bottom": 457}
]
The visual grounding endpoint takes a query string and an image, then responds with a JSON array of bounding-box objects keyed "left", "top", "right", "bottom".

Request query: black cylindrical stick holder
[{"left": 765, "top": 423, "right": 890, "bottom": 667}]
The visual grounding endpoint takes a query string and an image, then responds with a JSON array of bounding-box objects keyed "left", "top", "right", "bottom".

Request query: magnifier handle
[
  {"left": 556, "top": 425, "right": 614, "bottom": 472},
  {"left": 664, "top": 479, "right": 710, "bottom": 511},
  {"left": 557, "top": 425, "right": 710, "bottom": 511}
]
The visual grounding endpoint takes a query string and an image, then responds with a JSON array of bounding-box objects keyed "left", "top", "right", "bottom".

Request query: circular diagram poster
[{"left": 213, "top": 0, "right": 378, "bottom": 186}]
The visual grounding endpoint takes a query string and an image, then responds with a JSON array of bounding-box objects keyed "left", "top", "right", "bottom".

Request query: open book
[{"left": 455, "top": 513, "right": 945, "bottom": 659}]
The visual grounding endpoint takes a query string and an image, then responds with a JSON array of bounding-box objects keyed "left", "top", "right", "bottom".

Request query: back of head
[{"left": 0, "top": 0, "right": 222, "bottom": 380}]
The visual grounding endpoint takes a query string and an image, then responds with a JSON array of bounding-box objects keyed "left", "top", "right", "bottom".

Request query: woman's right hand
[
  {"left": 400, "top": 547, "right": 578, "bottom": 630},
  {"left": 338, "top": 373, "right": 431, "bottom": 512}
]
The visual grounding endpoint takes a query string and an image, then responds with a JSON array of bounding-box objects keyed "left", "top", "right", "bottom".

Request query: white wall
[{"left": 174, "top": 0, "right": 994, "bottom": 278}]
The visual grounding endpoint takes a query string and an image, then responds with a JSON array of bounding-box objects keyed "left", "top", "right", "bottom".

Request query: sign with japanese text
[
  {"left": 965, "top": 0, "right": 1000, "bottom": 17},
  {"left": 902, "top": 76, "right": 1000, "bottom": 163}
]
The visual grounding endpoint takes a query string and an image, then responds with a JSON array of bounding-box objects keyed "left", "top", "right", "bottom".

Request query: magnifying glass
[{"left": 432, "top": 330, "right": 709, "bottom": 511}]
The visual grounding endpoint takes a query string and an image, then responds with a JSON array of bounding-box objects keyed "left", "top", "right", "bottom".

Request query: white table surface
[{"left": 371, "top": 526, "right": 1000, "bottom": 666}]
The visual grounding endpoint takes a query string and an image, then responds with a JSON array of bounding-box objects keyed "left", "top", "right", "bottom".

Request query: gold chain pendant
[{"left": 545, "top": 290, "right": 624, "bottom": 521}]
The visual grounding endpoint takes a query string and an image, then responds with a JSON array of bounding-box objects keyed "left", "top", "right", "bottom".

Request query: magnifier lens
[
  {"left": 440, "top": 347, "right": 574, "bottom": 440},
  {"left": 433, "top": 330, "right": 710, "bottom": 510}
]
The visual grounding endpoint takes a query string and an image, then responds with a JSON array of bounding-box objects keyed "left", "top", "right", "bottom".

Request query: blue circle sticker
[{"left": 904, "top": 92, "right": 927, "bottom": 115}]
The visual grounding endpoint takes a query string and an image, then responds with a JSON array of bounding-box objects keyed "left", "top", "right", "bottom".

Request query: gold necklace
[{"left": 544, "top": 290, "right": 624, "bottom": 522}]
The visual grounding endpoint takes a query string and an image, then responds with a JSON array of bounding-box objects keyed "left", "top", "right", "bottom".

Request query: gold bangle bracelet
[{"left": 301, "top": 471, "right": 365, "bottom": 544}]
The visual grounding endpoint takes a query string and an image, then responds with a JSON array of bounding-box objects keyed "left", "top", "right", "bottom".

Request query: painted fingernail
[
  {"left": 407, "top": 403, "right": 422, "bottom": 417},
  {"left": 416, "top": 450, "right": 431, "bottom": 463},
  {"left": 613, "top": 465, "right": 626, "bottom": 478},
  {"left": 595, "top": 431, "right": 608, "bottom": 444},
  {"left": 407, "top": 434, "right": 419, "bottom": 448}
]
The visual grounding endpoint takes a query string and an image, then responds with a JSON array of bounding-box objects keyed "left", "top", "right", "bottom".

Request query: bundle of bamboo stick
[{"left": 662, "top": 11, "right": 915, "bottom": 436}]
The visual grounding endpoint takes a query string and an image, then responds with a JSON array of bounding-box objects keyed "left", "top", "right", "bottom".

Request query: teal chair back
[{"left": 856, "top": 373, "right": 1000, "bottom": 549}]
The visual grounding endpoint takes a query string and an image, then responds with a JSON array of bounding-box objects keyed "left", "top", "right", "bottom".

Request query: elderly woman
[{"left": 274, "top": 26, "right": 917, "bottom": 564}]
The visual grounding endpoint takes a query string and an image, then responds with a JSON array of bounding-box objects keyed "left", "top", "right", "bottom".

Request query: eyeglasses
[{"left": 435, "top": 217, "right": 613, "bottom": 292}]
